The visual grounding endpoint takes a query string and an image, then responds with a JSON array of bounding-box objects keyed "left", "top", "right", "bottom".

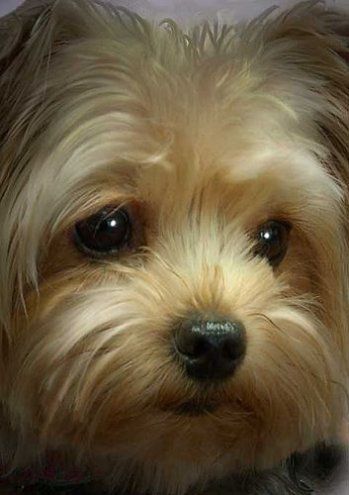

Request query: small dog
[{"left": 0, "top": 0, "right": 348, "bottom": 494}]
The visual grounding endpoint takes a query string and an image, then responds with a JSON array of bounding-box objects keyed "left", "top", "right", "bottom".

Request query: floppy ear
[
  {"left": 0, "top": 0, "right": 53, "bottom": 75},
  {"left": 256, "top": 2, "right": 349, "bottom": 188},
  {"left": 0, "top": 0, "right": 63, "bottom": 135},
  {"left": 302, "top": 7, "right": 349, "bottom": 191},
  {"left": 0, "top": 0, "right": 111, "bottom": 117}
]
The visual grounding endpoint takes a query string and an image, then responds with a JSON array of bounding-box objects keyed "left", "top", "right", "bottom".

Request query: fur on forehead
[{"left": 0, "top": 0, "right": 348, "bottom": 327}]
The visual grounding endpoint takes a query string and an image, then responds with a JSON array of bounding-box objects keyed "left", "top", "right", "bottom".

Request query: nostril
[
  {"left": 190, "top": 336, "right": 211, "bottom": 358},
  {"left": 222, "top": 339, "right": 237, "bottom": 360},
  {"left": 174, "top": 329, "right": 210, "bottom": 359},
  {"left": 220, "top": 330, "right": 246, "bottom": 361}
]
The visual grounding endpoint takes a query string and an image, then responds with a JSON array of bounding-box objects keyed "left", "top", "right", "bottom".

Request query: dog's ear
[
  {"left": 0, "top": 1, "right": 55, "bottom": 76},
  {"left": 0, "top": 0, "right": 108, "bottom": 116},
  {"left": 253, "top": 2, "right": 349, "bottom": 187},
  {"left": 0, "top": 1, "right": 62, "bottom": 128}
]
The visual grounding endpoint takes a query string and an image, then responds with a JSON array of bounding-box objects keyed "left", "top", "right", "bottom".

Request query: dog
[{"left": 0, "top": 0, "right": 348, "bottom": 493}]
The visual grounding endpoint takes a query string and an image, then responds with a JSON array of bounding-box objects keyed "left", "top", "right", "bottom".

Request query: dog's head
[{"left": 0, "top": 0, "right": 348, "bottom": 492}]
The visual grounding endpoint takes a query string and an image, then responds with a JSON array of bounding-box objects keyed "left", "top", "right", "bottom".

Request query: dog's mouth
[
  {"left": 161, "top": 394, "right": 249, "bottom": 417},
  {"left": 166, "top": 399, "right": 219, "bottom": 416}
]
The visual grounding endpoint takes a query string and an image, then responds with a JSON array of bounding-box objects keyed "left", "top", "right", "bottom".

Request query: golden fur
[{"left": 0, "top": 0, "right": 348, "bottom": 493}]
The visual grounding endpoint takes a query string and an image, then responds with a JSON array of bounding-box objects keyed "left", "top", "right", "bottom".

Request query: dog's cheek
[
  {"left": 279, "top": 229, "right": 319, "bottom": 295},
  {"left": 5, "top": 282, "right": 163, "bottom": 440}
]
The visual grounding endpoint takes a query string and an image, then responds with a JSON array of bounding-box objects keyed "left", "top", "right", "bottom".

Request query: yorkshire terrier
[{"left": 0, "top": 0, "right": 348, "bottom": 494}]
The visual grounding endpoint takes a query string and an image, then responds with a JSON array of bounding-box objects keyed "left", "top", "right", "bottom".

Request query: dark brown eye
[
  {"left": 74, "top": 206, "right": 131, "bottom": 257},
  {"left": 254, "top": 220, "right": 291, "bottom": 267}
]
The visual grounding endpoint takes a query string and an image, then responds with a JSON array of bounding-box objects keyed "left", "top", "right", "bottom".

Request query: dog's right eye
[{"left": 74, "top": 206, "right": 132, "bottom": 257}]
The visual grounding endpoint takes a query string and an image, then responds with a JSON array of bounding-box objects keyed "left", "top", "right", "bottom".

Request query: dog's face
[{"left": 0, "top": 1, "right": 348, "bottom": 493}]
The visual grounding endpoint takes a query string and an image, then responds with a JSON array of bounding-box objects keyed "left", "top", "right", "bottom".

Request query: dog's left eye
[
  {"left": 74, "top": 206, "right": 132, "bottom": 257},
  {"left": 254, "top": 220, "right": 291, "bottom": 267}
]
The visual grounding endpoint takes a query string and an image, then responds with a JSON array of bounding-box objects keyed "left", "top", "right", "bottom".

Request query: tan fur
[{"left": 0, "top": 0, "right": 348, "bottom": 493}]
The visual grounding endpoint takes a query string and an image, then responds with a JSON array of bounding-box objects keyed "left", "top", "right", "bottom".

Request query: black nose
[{"left": 173, "top": 316, "right": 246, "bottom": 381}]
